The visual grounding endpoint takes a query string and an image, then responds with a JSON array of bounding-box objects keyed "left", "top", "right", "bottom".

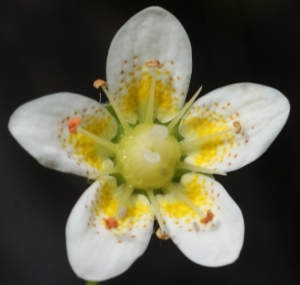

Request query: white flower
[{"left": 8, "top": 6, "right": 290, "bottom": 282}]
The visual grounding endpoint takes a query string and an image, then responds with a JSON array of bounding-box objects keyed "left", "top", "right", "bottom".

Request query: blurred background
[{"left": 1, "top": 0, "right": 299, "bottom": 284}]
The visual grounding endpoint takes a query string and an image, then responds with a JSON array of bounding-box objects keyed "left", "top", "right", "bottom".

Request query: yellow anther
[
  {"left": 146, "top": 59, "right": 161, "bottom": 68},
  {"left": 93, "top": 79, "right": 108, "bottom": 89},
  {"left": 156, "top": 228, "right": 170, "bottom": 240},
  {"left": 233, "top": 121, "right": 242, "bottom": 134}
]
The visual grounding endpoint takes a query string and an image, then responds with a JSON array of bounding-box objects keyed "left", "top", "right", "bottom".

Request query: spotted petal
[
  {"left": 8, "top": 93, "right": 118, "bottom": 177},
  {"left": 106, "top": 6, "right": 192, "bottom": 124},
  {"left": 66, "top": 178, "right": 153, "bottom": 281},
  {"left": 157, "top": 172, "right": 244, "bottom": 266},
  {"left": 180, "top": 83, "right": 290, "bottom": 172}
]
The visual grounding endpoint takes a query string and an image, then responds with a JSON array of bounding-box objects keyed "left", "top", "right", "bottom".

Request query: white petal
[
  {"left": 180, "top": 83, "right": 290, "bottom": 172},
  {"left": 8, "top": 93, "right": 118, "bottom": 177},
  {"left": 66, "top": 178, "right": 153, "bottom": 281},
  {"left": 157, "top": 173, "right": 244, "bottom": 266},
  {"left": 106, "top": 6, "right": 192, "bottom": 123}
]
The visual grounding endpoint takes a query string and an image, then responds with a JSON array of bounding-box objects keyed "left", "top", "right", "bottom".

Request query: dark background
[{"left": 1, "top": 0, "right": 299, "bottom": 284}]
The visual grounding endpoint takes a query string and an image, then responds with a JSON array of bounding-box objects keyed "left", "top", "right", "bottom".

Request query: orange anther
[
  {"left": 200, "top": 210, "right": 214, "bottom": 224},
  {"left": 93, "top": 79, "right": 108, "bottom": 89},
  {"left": 68, "top": 118, "right": 81, "bottom": 134},
  {"left": 156, "top": 228, "right": 170, "bottom": 240},
  {"left": 146, "top": 59, "right": 161, "bottom": 68},
  {"left": 103, "top": 217, "right": 119, "bottom": 230},
  {"left": 233, "top": 121, "right": 242, "bottom": 134}
]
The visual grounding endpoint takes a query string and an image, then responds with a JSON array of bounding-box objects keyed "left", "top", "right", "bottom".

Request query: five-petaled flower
[{"left": 8, "top": 6, "right": 290, "bottom": 282}]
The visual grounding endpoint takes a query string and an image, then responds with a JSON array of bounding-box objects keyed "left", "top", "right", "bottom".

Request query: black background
[{"left": 1, "top": 0, "right": 299, "bottom": 284}]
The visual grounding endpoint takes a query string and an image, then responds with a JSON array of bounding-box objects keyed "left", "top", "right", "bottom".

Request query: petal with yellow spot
[
  {"left": 180, "top": 83, "right": 290, "bottom": 172},
  {"left": 66, "top": 178, "right": 153, "bottom": 281},
  {"left": 106, "top": 6, "right": 192, "bottom": 124},
  {"left": 156, "top": 172, "right": 244, "bottom": 267},
  {"left": 8, "top": 93, "right": 118, "bottom": 177}
]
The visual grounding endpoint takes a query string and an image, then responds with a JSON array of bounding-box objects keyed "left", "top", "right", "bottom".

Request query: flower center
[{"left": 116, "top": 124, "right": 181, "bottom": 189}]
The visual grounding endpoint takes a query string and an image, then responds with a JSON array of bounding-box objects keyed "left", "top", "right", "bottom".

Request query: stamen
[
  {"left": 114, "top": 184, "right": 133, "bottom": 220},
  {"left": 93, "top": 79, "right": 131, "bottom": 133},
  {"left": 67, "top": 118, "right": 117, "bottom": 153},
  {"left": 145, "top": 62, "right": 158, "bottom": 123},
  {"left": 77, "top": 125, "right": 117, "bottom": 153},
  {"left": 168, "top": 86, "right": 202, "bottom": 132},
  {"left": 93, "top": 79, "right": 108, "bottom": 89},
  {"left": 146, "top": 59, "right": 161, "bottom": 68},
  {"left": 88, "top": 166, "right": 120, "bottom": 180},
  {"left": 156, "top": 228, "right": 170, "bottom": 240},
  {"left": 68, "top": 118, "right": 81, "bottom": 133},
  {"left": 167, "top": 183, "right": 206, "bottom": 218},
  {"left": 179, "top": 121, "right": 242, "bottom": 154},
  {"left": 200, "top": 210, "right": 214, "bottom": 224},
  {"left": 119, "top": 207, "right": 127, "bottom": 220},
  {"left": 233, "top": 121, "right": 242, "bottom": 134},
  {"left": 103, "top": 217, "right": 119, "bottom": 229},
  {"left": 176, "top": 161, "right": 226, "bottom": 176},
  {"left": 148, "top": 190, "right": 167, "bottom": 233}
]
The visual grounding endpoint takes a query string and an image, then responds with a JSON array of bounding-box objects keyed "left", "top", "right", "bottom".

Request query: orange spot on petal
[
  {"left": 201, "top": 210, "right": 214, "bottom": 224},
  {"left": 68, "top": 118, "right": 81, "bottom": 133},
  {"left": 103, "top": 217, "right": 119, "bottom": 230}
]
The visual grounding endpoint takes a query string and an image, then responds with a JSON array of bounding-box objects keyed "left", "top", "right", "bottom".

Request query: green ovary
[{"left": 116, "top": 124, "right": 181, "bottom": 189}]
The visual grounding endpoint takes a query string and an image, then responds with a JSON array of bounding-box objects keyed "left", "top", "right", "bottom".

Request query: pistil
[{"left": 116, "top": 124, "right": 180, "bottom": 189}]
